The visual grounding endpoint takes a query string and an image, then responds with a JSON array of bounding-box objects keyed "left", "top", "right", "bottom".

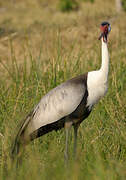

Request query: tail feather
[{"left": 11, "top": 110, "right": 34, "bottom": 158}]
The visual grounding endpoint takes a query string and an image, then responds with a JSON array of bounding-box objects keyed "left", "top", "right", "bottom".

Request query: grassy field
[{"left": 0, "top": 0, "right": 126, "bottom": 179}]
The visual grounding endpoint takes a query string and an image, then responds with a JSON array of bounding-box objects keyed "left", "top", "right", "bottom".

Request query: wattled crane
[{"left": 12, "top": 22, "right": 111, "bottom": 161}]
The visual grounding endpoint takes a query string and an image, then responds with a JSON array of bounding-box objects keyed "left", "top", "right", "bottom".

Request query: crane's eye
[{"left": 108, "top": 25, "right": 111, "bottom": 33}]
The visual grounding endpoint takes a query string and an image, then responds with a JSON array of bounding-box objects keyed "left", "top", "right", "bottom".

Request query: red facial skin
[
  {"left": 99, "top": 25, "right": 109, "bottom": 42},
  {"left": 100, "top": 25, "right": 108, "bottom": 34}
]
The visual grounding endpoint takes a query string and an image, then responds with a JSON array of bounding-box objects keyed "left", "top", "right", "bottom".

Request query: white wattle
[{"left": 87, "top": 38, "right": 109, "bottom": 110}]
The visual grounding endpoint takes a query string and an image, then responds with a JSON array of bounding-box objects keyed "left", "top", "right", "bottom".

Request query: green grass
[
  {"left": 59, "top": 0, "right": 79, "bottom": 12},
  {"left": 122, "top": 0, "right": 126, "bottom": 11},
  {"left": 0, "top": 35, "right": 126, "bottom": 180},
  {"left": 0, "top": 0, "right": 126, "bottom": 179}
]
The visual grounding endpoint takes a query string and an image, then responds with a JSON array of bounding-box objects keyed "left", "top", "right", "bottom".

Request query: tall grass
[
  {"left": 0, "top": 0, "right": 126, "bottom": 178},
  {"left": 0, "top": 29, "right": 126, "bottom": 179}
]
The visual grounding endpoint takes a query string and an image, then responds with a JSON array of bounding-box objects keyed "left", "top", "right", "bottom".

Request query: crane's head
[{"left": 99, "top": 22, "right": 111, "bottom": 42}]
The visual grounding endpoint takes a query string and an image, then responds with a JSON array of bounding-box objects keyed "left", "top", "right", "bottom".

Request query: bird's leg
[
  {"left": 64, "top": 121, "right": 72, "bottom": 163},
  {"left": 73, "top": 124, "right": 79, "bottom": 159}
]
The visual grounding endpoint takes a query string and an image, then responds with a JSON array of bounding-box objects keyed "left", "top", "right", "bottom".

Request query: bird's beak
[{"left": 98, "top": 33, "right": 104, "bottom": 40}]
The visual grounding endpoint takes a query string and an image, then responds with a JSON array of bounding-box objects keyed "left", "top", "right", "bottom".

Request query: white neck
[
  {"left": 87, "top": 37, "right": 110, "bottom": 109},
  {"left": 99, "top": 38, "right": 109, "bottom": 80}
]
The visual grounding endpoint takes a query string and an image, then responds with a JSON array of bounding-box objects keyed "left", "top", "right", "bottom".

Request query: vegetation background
[{"left": 0, "top": 0, "right": 126, "bottom": 179}]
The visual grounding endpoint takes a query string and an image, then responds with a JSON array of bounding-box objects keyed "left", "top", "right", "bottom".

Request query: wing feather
[{"left": 26, "top": 74, "right": 87, "bottom": 135}]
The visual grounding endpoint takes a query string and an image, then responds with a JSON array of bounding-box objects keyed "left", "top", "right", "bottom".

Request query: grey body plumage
[
  {"left": 30, "top": 73, "right": 90, "bottom": 140},
  {"left": 12, "top": 73, "right": 90, "bottom": 157}
]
